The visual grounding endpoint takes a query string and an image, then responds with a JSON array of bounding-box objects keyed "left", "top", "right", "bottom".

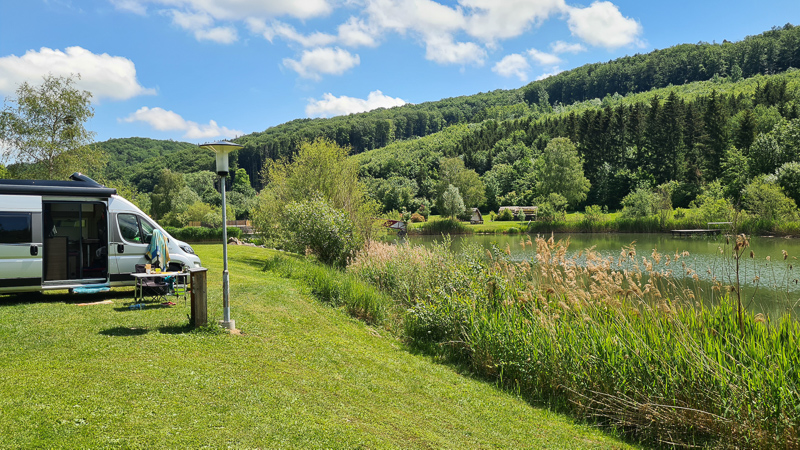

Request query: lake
[{"left": 395, "top": 232, "right": 800, "bottom": 318}]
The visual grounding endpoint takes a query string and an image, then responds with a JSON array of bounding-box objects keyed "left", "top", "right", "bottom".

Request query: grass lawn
[{"left": 0, "top": 244, "right": 635, "bottom": 449}]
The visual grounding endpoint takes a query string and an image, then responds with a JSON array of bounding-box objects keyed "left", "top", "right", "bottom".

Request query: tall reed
[{"left": 347, "top": 235, "right": 800, "bottom": 448}]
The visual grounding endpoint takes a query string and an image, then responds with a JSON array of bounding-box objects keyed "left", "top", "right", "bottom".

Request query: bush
[
  {"left": 496, "top": 208, "right": 515, "bottom": 221},
  {"left": 620, "top": 187, "right": 656, "bottom": 218},
  {"left": 742, "top": 177, "right": 799, "bottom": 221},
  {"left": 410, "top": 213, "right": 425, "bottom": 223},
  {"left": 283, "top": 197, "right": 362, "bottom": 267},
  {"left": 583, "top": 205, "right": 603, "bottom": 222}
]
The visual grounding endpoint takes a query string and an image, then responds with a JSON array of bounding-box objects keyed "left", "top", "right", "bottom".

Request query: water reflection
[{"left": 393, "top": 232, "right": 800, "bottom": 318}]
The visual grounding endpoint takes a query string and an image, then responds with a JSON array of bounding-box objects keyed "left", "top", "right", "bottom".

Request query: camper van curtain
[{"left": 145, "top": 229, "right": 170, "bottom": 268}]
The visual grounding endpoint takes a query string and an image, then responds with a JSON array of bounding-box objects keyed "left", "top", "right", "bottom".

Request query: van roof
[{"left": 0, "top": 173, "right": 117, "bottom": 197}]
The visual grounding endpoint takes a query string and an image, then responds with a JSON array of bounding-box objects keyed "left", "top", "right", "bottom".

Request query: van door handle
[
  {"left": 30, "top": 245, "right": 38, "bottom": 256},
  {"left": 117, "top": 244, "right": 125, "bottom": 254}
]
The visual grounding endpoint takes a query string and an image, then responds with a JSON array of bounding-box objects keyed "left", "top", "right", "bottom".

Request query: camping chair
[
  {"left": 166, "top": 261, "right": 189, "bottom": 304},
  {"left": 134, "top": 264, "right": 170, "bottom": 303}
]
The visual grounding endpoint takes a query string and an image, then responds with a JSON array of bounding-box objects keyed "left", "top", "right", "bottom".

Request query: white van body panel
[
  {"left": 2, "top": 195, "right": 42, "bottom": 212},
  {"left": 0, "top": 195, "right": 43, "bottom": 291}
]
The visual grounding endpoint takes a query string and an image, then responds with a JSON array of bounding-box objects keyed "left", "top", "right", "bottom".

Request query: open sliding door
[{"left": 43, "top": 201, "right": 108, "bottom": 283}]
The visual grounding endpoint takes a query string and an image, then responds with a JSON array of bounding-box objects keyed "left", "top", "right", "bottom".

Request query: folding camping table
[{"left": 131, "top": 271, "right": 189, "bottom": 303}]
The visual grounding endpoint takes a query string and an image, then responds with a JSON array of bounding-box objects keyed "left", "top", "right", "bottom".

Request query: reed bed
[{"left": 347, "top": 236, "right": 800, "bottom": 448}]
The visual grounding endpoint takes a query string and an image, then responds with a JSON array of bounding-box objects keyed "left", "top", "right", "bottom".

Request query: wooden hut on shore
[{"left": 470, "top": 208, "right": 483, "bottom": 224}]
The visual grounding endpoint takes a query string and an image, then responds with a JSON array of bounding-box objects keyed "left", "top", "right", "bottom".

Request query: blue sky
[{"left": 1, "top": 0, "right": 799, "bottom": 145}]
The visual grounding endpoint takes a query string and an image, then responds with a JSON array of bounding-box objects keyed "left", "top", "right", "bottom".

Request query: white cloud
[
  {"left": 536, "top": 66, "right": 563, "bottom": 80},
  {"left": 527, "top": 48, "right": 561, "bottom": 66},
  {"left": 116, "top": 0, "right": 333, "bottom": 44},
  {"left": 364, "top": 0, "right": 482, "bottom": 65},
  {"left": 461, "top": 0, "right": 566, "bottom": 42},
  {"left": 365, "top": 0, "right": 465, "bottom": 35},
  {"left": 550, "top": 40, "right": 586, "bottom": 54},
  {"left": 247, "top": 19, "right": 337, "bottom": 47},
  {"left": 169, "top": 10, "right": 238, "bottom": 43},
  {"left": 0, "top": 46, "right": 155, "bottom": 101},
  {"left": 492, "top": 54, "right": 530, "bottom": 82},
  {"left": 306, "top": 90, "right": 407, "bottom": 117},
  {"left": 424, "top": 34, "right": 486, "bottom": 66},
  {"left": 121, "top": 106, "right": 242, "bottom": 139},
  {"left": 567, "top": 1, "right": 642, "bottom": 49},
  {"left": 283, "top": 47, "right": 360, "bottom": 80},
  {"left": 195, "top": 26, "right": 238, "bottom": 43},
  {"left": 337, "top": 17, "right": 380, "bottom": 48}
]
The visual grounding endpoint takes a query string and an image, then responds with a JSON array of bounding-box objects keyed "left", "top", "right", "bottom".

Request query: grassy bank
[
  {"left": 347, "top": 237, "right": 800, "bottom": 448},
  {"left": 0, "top": 245, "right": 631, "bottom": 448}
]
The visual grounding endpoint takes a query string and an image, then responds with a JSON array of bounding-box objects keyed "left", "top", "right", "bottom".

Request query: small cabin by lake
[{"left": 470, "top": 208, "right": 483, "bottom": 224}]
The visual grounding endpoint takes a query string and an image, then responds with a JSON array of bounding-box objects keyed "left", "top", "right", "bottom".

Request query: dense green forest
[
  {"left": 234, "top": 24, "right": 800, "bottom": 188},
  {"left": 26, "top": 24, "right": 798, "bottom": 228}
]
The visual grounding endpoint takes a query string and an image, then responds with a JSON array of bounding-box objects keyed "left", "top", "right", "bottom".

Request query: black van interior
[{"left": 43, "top": 202, "right": 108, "bottom": 281}]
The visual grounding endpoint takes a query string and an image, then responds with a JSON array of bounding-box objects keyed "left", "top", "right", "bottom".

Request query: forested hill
[
  {"left": 522, "top": 23, "right": 800, "bottom": 106},
  {"left": 96, "top": 137, "right": 214, "bottom": 192},
  {"left": 355, "top": 70, "right": 800, "bottom": 214},
  {"left": 235, "top": 24, "right": 800, "bottom": 189}
]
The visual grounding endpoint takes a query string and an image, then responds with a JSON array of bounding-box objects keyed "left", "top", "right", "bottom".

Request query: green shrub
[
  {"left": 741, "top": 177, "right": 798, "bottom": 221},
  {"left": 410, "top": 213, "right": 425, "bottom": 223},
  {"left": 283, "top": 197, "right": 361, "bottom": 268},
  {"left": 496, "top": 208, "right": 515, "bottom": 221},
  {"left": 620, "top": 186, "right": 657, "bottom": 218}
]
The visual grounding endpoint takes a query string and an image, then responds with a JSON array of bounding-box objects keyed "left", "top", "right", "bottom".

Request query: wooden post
[{"left": 189, "top": 267, "right": 208, "bottom": 327}]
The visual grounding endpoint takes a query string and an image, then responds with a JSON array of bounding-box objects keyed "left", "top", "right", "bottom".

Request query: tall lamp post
[{"left": 200, "top": 140, "right": 243, "bottom": 330}]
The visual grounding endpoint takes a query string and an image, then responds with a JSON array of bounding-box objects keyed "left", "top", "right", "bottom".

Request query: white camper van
[{"left": 0, "top": 173, "right": 201, "bottom": 294}]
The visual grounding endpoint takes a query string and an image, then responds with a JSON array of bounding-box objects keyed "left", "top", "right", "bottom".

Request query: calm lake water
[{"left": 396, "top": 232, "right": 800, "bottom": 318}]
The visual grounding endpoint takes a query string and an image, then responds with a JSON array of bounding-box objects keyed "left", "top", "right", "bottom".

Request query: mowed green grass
[{"left": 0, "top": 245, "right": 634, "bottom": 449}]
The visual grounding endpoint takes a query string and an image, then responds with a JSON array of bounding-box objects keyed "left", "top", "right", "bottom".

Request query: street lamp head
[{"left": 200, "top": 140, "right": 244, "bottom": 176}]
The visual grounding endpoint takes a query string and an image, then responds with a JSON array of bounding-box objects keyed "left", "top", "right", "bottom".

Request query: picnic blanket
[{"left": 145, "top": 229, "right": 170, "bottom": 268}]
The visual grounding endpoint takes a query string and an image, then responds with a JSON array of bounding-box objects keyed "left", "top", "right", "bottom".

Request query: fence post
[{"left": 189, "top": 267, "right": 208, "bottom": 327}]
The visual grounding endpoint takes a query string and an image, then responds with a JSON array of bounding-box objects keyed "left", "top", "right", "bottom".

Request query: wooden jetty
[{"left": 671, "top": 222, "right": 732, "bottom": 237}]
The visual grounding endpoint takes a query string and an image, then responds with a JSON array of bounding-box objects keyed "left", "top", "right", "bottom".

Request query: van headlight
[{"left": 179, "top": 244, "right": 195, "bottom": 255}]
